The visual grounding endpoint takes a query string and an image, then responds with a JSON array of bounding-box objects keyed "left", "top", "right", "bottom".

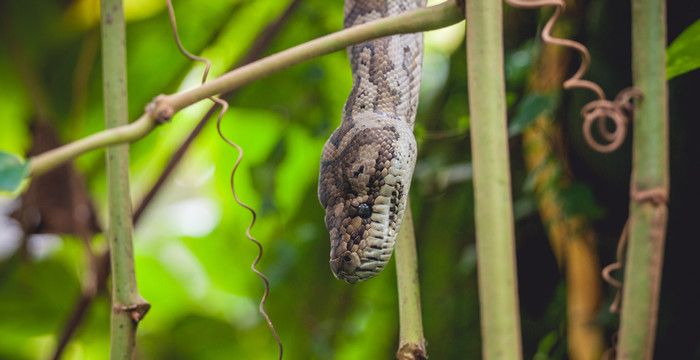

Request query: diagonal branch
[
  {"left": 50, "top": 2, "right": 302, "bottom": 358},
  {"left": 27, "top": 0, "right": 465, "bottom": 178},
  {"left": 134, "top": 0, "right": 302, "bottom": 222}
]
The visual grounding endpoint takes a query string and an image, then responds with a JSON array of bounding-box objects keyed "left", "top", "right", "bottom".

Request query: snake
[{"left": 318, "top": 0, "right": 425, "bottom": 284}]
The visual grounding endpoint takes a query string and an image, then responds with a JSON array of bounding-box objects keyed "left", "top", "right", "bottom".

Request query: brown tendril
[
  {"left": 503, "top": 4, "right": 661, "bottom": 357},
  {"left": 166, "top": 0, "right": 211, "bottom": 84},
  {"left": 214, "top": 100, "right": 283, "bottom": 359},
  {"left": 601, "top": 185, "right": 667, "bottom": 355},
  {"left": 166, "top": 1, "right": 282, "bottom": 358},
  {"left": 601, "top": 221, "right": 628, "bottom": 313},
  {"left": 600, "top": 185, "right": 668, "bottom": 314},
  {"left": 504, "top": 0, "right": 642, "bottom": 152}
]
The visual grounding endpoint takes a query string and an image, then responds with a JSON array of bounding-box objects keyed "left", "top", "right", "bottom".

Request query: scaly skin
[{"left": 318, "top": 0, "right": 425, "bottom": 283}]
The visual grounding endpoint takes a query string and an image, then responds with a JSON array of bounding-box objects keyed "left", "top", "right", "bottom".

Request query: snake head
[{"left": 318, "top": 115, "right": 416, "bottom": 284}]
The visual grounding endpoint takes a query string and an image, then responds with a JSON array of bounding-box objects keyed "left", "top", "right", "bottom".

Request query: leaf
[
  {"left": 508, "top": 93, "right": 556, "bottom": 137},
  {"left": 0, "top": 151, "right": 28, "bottom": 193},
  {"left": 505, "top": 39, "right": 537, "bottom": 87},
  {"left": 667, "top": 19, "right": 700, "bottom": 80},
  {"left": 560, "top": 183, "right": 605, "bottom": 220}
]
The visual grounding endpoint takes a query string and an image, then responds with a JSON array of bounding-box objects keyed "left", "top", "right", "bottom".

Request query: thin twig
[
  {"left": 51, "top": 250, "right": 110, "bottom": 360},
  {"left": 394, "top": 199, "right": 427, "bottom": 360}
]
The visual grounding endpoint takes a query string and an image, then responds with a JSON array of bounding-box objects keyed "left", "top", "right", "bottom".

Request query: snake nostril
[{"left": 342, "top": 254, "right": 352, "bottom": 263}]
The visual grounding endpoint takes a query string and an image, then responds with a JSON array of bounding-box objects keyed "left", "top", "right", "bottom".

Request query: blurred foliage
[
  {"left": 667, "top": 18, "right": 700, "bottom": 80},
  {"left": 0, "top": 152, "right": 28, "bottom": 193},
  {"left": 0, "top": 0, "right": 699, "bottom": 359}
]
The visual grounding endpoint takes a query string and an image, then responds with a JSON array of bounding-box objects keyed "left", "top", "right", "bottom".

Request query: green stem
[
  {"left": 617, "top": 0, "right": 669, "bottom": 358},
  {"left": 465, "top": 0, "right": 523, "bottom": 359},
  {"left": 27, "top": 0, "right": 464, "bottom": 177},
  {"left": 395, "top": 199, "right": 426, "bottom": 360},
  {"left": 100, "top": 1, "right": 149, "bottom": 359},
  {"left": 29, "top": 114, "right": 155, "bottom": 177}
]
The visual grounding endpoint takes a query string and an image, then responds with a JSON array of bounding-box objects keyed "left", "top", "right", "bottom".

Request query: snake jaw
[
  {"left": 328, "top": 200, "right": 395, "bottom": 283},
  {"left": 319, "top": 118, "right": 415, "bottom": 284}
]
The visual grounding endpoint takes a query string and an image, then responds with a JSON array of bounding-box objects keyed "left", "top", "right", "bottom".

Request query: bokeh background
[{"left": 0, "top": 0, "right": 698, "bottom": 358}]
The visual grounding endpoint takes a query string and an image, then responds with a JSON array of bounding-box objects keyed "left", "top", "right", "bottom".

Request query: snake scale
[{"left": 318, "top": 0, "right": 425, "bottom": 283}]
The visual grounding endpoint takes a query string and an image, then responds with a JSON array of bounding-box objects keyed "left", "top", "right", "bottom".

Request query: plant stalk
[
  {"left": 394, "top": 199, "right": 426, "bottom": 360},
  {"left": 49, "top": 4, "right": 300, "bottom": 356},
  {"left": 100, "top": 1, "right": 149, "bottom": 359},
  {"left": 28, "top": 0, "right": 464, "bottom": 177},
  {"left": 465, "top": 0, "right": 523, "bottom": 358},
  {"left": 617, "top": 0, "right": 669, "bottom": 358}
]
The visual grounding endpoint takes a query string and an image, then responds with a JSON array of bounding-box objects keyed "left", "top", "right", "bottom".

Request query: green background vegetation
[{"left": 0, "top": 0, "right": 698, "bottom": 358}]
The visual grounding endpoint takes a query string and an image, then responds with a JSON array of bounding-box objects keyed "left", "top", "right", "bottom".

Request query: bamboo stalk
[
  {"left": 465, "top": 1, "right": 523, "bottom": 358},
  {"left": 100, "top": 1, "right": 150, "bottom": 359},
  {"left": 617, "top": 0, "right": 669, "bottom": 358},
  {"left": 395, "top": 199, "right": 426, "bottom": 360}
]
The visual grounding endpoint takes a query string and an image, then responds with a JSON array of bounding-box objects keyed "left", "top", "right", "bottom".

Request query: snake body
[{"left": 318, "top": 0, "right": 425, "bottom": 283}]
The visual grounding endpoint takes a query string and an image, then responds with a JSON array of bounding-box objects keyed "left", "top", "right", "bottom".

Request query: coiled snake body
[{"left": 318, "top": 0, "right": 425, "bottom": 283}]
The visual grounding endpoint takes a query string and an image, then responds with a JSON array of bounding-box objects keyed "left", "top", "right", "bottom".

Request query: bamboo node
[
  {"left": 631, "top": 185, "right": 668, "bottom": 206},
  {"left": 396, "top": 341, "right": 428, "bottom": 360},
  {"left": 113, "top": 301, "right": 151, "bottom": 322}
]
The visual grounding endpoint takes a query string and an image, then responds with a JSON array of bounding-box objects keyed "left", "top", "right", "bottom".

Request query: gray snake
[{"left": 318, "top": 0, "right": 425, "bottom": 283}]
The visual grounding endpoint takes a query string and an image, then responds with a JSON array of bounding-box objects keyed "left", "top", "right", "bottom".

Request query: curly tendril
[
  {"left": 505, "top": 0, "right": 642, "bottom": 153},
  {"left": 166, "top": 1, "right": 283, "bottom": 358},
  {"left": 503, "top": 1, "right": 654, "bottom": 356}
]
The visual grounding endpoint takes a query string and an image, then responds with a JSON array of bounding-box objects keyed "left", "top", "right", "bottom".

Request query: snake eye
[{"left": 357, "top": 203, "right": 372, "bottom": 219}]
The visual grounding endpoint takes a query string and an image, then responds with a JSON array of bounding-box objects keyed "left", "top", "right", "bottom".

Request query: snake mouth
[
  {"left": 330, "top": 251, "right": 389, "bottom": 284},
  {"left": 330, "top": 197, "right": 395, "bottom": 284}
]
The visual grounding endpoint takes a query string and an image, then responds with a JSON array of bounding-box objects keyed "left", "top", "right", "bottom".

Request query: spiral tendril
[{"left": 505, "top": 0, "right": 642, "bottom": 152}]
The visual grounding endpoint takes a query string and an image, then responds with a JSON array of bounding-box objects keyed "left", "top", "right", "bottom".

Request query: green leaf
[
  {"left": 508, "top": 93, "right": 556, "bottom": 137},
  {"left": 0, "top": 151, "right": 28, "bottom": 193},
  {"left": 505, "top": 39, "right": 537, "bottom": 87},
  {"left": 667, "top": 19, "right": 700, "bottom": 80},
  {"left": 561, "top": 183, "right": 605, "bottom": 220}
]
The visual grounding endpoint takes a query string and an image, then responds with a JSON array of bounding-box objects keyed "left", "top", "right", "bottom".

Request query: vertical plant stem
[
  {"left": 395, "top": 199, "right": 426, "bottom": 360},
  {"left": 465, "top": 1, "right": 522, "bottom": 359},
  {"left": 101, "top": 0, "right": 149, "bottom": 359},
  {"left": 617, "top": 0, "right": 669, "bottom": 358}
]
